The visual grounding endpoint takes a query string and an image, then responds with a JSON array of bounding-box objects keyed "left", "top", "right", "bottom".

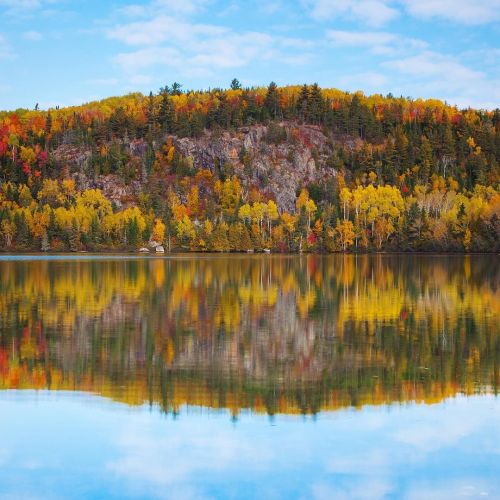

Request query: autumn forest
[{"left": 1, "top": 82, "right": 499, "bottom": 253}]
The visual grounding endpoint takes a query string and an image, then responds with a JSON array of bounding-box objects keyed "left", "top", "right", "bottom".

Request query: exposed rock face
[
  {"left": 171, "top": 123, "right": 338, "bottom": 212},
  {"left": 56, "top": 122, "right": 340, "bottom": 212},
  {"left": 52, "top": 144, "right": 91, "bottom": 170}
]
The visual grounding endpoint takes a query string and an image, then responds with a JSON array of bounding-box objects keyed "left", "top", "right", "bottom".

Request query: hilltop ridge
[{"left": 0, "top": 82, "right": 499, "bottom": 252}]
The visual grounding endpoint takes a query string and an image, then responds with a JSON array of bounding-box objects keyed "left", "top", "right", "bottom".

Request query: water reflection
[
  {"left": 0, "top": 392, "right": 498, "bottom": 499},
  {"left": 0, "top": 254, "right": 498, "bottom": 415}
]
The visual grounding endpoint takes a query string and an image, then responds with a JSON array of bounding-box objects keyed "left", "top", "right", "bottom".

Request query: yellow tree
[
  {"left": 281, "top": 212, "right": 296, "bottom": 250},
  {"left": 187, "top": 185, "right": 200, "bottom": 219},
  {"left": 76, "top": 189, "right": 112, "bottom": 220},
  {"left": 335, "top": 219, "right": 355, "bottom": 251},
  {"left": 340, "top": 187, "right": 352, "bottom": 220},
  {"left": 37, "top": 179, "right": 61, "bottom": 206},
  {"left": 296, "top": 188, "right": 317, "bottom": 231},
  {"left": 216, "top": 176, "right": 241, "bottom": 217},
  {"left": 176, "top": 214, "right": 196, "bottom": 247},
  {"left": 265, "top": 200, "right": 279, "bottom": 238},
  {"left": 152, "top": 218, "right": 166, "bottom": 243},
  {"left": 18, "top": 184, "right": 34, "bottom": 207},
  {"left": 238, "top": 203, "right": 252, "bottom": 224},
  {"left": 250, "top": 202, "right": 267, "bottom": 231}
]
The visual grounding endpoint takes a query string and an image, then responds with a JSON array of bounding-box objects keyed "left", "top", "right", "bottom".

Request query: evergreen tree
[
  {"left": 394, "top": 126, "right": 409, "bottom": 174},
  {"left": 419, "top": 136, "right": 434, "bottom": 181},
  {"left": 171, "top": 82, "right": 183, "bottom": 96},
  {"left": 348, "top": 94, "right": 361, "bottom": 136},
  {"left": 109, "top": 107, "right": 129, "bottom": 137},
  {"left": 382, "top": 136, "right": 397, "bottom": 183},
  {"left": 174, "top": 113, "right": 191, "bottom": 137},
  {"left": 190, "top": 112, "right": 204, "bottom": 138},
  {"left": 215, "top": 94, "right": 232, "bottom": 129},
  {"left": 297, "top": 84, "right": 309, "bottom": 123},
  {"left": 89, "top": 215, "right": 100, "bottom": 245},
  {"left": 242, "top": 91, "right": 259, "bottom": 124},
  {"left": 146, "top": 91, "right": 155, "bottom": 133},
  {"left": 402, "top": 202, "right": 420, "bottom": 250},
  {"left": 14, "top": 212, "right": 30, "bottom": 248},
  {"left": 466, "top": 153, "right": 487, "bottom": 188},
  {"left": 264, "top": 82, "right": 280, "bottom": 120},
  {"left": 69, "top": 219, "right": 80, "bottom": 252},
  {"left": 308, "top": 83, "right": 324, "bottom": 125},
  {"left": 158, "top": 90, "right": 175, "bottom": 133},
  {"left": 230, "top": 78, "right": 242, "bottom": 90},
  {"left": 126, "top": 217, "right": 140, "bottom": 247}
]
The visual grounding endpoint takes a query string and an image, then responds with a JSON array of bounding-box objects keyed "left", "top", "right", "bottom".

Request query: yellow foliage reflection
[{"left": 0, "top": 255, "right": 498, "bottom": 415}]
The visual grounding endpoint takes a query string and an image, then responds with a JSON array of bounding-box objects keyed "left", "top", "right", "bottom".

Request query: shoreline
[{"left": 0, "top": 250, "right": 497, "bottom": 257}]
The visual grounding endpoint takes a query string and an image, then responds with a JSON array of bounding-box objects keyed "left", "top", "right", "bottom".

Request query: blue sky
[{"left": 0, "top": 0, "right": 499, "bottom": 110}]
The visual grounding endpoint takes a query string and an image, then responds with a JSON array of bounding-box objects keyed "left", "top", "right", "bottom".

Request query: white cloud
[
  {"left": 384, "top": 51, "right": 483, "bottom": 81},
  {"left": 400, "top": 0, "right": 500, "bottom": 25},
  {"left": 107, "top": 419, "right": 274, "bottom": 495},
  {"left": 113, "top": 31, "right": 307, "bottom": 74},
  {"left": 326, "top": 29, "right": 427, "bottom": 56},
  {"left": 118, "top": 4, "right": 147, "bottom": 17},
  {"left": 114, "top": 46, "right": 182, "bottom": 71},
  {"left": 327, "top": 30, "right": 397, "bottom": 46},
  {"left": 0, "top": 0, "right": 42, "bottom": 9},
  {"left": 405, "top": 480, "right": 498, "bottom": 500},
  {"left": 118, "top": 0, "right": 208, "bottom": 18},
  {"left": 109, "top": 5, "right": 313, "bottom": 75},
  {"left": 384, "top": 51, "right": 500, "bottom": 109},
  {"left": 304, "top": 0, "right": 399, "bottom": 26},
  {"left": 151, "top": 0, "right": 208, "bottom": 15},
  {"left": 305, "top": 0, "right": 500, "bottom": 25},
  {"left": 461, "top": 48, "right": 500, "bottom": 69},
  {"left": 22, "top": 30, "right": 43, "bottom": 41},
  {"left": 108, "top": 15, "right": 227, "bottom": 46},
  {"left": 0, "top": 0, "right": 59, "bottom": 16},
  {"left": 190, "top": 32, "right": 278, "bottom": 68}
]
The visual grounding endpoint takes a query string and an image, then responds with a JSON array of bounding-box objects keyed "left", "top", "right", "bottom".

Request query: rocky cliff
[{"left": 54, "top": 122, "right": 348, "bottom": 212}]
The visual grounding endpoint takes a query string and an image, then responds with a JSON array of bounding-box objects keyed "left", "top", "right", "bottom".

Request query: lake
[{"left": 0, "top": 254, "right": 498, "bottom": 499}]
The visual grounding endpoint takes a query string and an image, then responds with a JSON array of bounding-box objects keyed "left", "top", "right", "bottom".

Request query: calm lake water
[{"left": 0, "top": 254, "right": 498, "bottom": 499}]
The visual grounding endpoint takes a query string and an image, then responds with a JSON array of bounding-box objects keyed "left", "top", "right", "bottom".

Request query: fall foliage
[
  {"left": 1, "top": 82, "right": 499, "bottom": 252},
  {"left": 0, "top": 255, "right": 497, "bottom": 415}
]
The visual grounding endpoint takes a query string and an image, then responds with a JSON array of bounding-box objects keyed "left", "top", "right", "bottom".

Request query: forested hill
[{"left": 0, "top": 82, "right": 499, "bottom": 252}]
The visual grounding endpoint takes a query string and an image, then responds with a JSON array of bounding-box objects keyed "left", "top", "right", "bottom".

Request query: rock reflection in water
[{"left": 0, "top": 254, "right": 498, "bottom": 415}]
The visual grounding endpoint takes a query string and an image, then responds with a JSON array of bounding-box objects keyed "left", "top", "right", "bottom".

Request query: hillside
[{"left": 0, "top": 83, "right": 499, "bottom": 252}]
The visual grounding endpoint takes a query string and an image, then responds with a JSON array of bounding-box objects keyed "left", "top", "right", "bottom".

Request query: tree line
[{"left": 0, "top": 82, "right": 499, "bottom": 252}]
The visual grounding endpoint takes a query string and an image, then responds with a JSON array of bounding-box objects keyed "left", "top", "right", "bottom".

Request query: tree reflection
[{"left": 0, "top": 255, "right": 498, "bottom": 415}]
